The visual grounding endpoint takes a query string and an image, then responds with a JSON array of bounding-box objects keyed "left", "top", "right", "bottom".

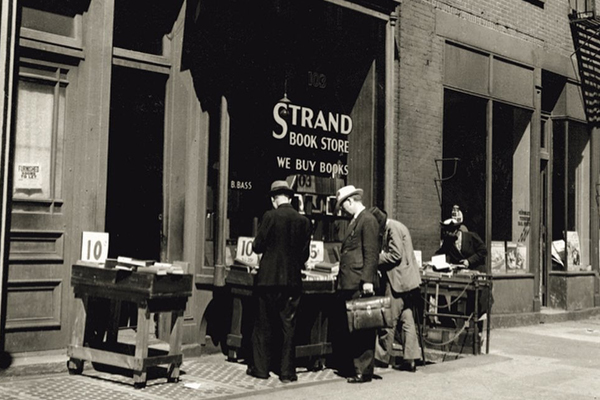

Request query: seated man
[
  {"left": 435, "top": 218, "right": 490, "bottom": 344},
  {"left": 436, "top": 218, "right": 487, "bottom": 273}
]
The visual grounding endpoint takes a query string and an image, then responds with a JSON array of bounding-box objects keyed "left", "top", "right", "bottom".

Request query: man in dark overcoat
[
  {"left": 332, "top": 185, "right": 380, "bottom": 383},
  {"left": 248, "top": 180, "right": 312, "bottom": 383}
]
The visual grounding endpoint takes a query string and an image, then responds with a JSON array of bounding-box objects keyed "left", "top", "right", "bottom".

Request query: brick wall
[{"left": 394, "top": 0, "right": 577, "bottom": 260}]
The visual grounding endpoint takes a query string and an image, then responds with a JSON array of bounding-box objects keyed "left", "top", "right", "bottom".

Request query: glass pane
[
  {"left": 113, "top": 0, "right": 180, "bottom": 55},
  {"left": 13, "top": 80, "right": 55, "bottom": 200},
  {"left": 551, "top": 121, "right": 590, "bottom": 271},
  {"left": 21, "top": 7, "right": 75, "bottom": 37},
  {"left": 568, "top": 122, "right": 590, "bottom": 270},
  {"left": 442, "top": 90, "right": 487, "bottom": 237},
  {"left": 492, "top": 103, "right": 532, "bottom": 274},
  {"left": 444, "top": 43, "right": 489, "bottom": 96}
]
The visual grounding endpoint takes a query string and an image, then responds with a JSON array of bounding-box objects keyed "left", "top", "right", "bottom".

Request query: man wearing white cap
[
  {"left": 436, "top": 218, "right": 486, "bottom": 272},
  {"left": 247, "top": 180, "right": 312, "bottom": 383},
  {"left": 332, "top": 185, "right": 380, "bottom": 383}
]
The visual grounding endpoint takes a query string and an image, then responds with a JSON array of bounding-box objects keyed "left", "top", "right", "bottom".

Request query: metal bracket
[{"left": 434, "top": 158, "right": 460, "bottom": 208}]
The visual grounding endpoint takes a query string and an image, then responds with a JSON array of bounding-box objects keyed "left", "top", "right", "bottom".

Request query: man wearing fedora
[
  {"left": 247, "top": 180, "right": 312, "bottom": 383},
  {"left": 332, "top": 184, "right": 380, "bottom": 383}
]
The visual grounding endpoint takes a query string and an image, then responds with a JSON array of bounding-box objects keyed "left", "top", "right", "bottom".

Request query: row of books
[
  {"left": 490, "top": 242, "right": 527, "bottom": 274},
  {"left": 303, "top": 262, "right": 339, "bottom": 281}
]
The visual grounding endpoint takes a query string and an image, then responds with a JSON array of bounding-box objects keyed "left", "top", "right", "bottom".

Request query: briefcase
[{"left": 346, "top": 295, "right": 393, "bottom": 332}]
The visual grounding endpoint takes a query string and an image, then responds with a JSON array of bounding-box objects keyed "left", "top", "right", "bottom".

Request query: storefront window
[
  {"left": 443, "top": 90, "right": 534, "bottom": 274},
  {"left": 442, "top": 90, "right": 487, "bottom": 237},
  {"left": 200, "top": 2, "right": 384, "bottom": 267},
  {"left": 491, "top": 103, "right": 532, "bottom": 274},
  {"left": 552, "top": 120, "right": 590, "bottom": 271},
  {"left": 13, "top": 66, "right": 66, "bottom": 204}
]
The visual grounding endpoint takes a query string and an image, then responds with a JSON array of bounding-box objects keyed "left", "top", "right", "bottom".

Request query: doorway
[
  {"left": 105, "top": 66, "right": 166, "bottom": 327},
  {"left": 105, "top": 66, "right": 166, "bottom": 261}
]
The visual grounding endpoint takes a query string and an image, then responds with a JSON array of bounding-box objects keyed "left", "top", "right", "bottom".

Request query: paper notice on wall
[
  {"left": 566, "top": 231, "right": 581, "bottom": 271},
  {"left": 15, "top": 163, "right": 42, "bottom": 189}
]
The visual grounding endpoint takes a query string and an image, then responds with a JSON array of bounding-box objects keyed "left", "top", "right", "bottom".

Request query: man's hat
[
  {"left": 335, "top": 185, "right": 363, "bottom": 211},
  {"left": 269, "top": 180, "right": 294, "bottom": 196},
  {"left": 369, "top": 206, "right": 388, "bottom": 226},
  {"left": 440, "top": 218, "right": 462, "bottom": 230}
]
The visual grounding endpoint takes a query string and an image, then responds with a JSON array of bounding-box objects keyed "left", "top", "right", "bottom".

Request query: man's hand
[
  {"left": 461, "top": 259, "right": 470, "bottom": 268},
  {"left": 362, "top": 282, "right": 374, "bottom": 294}
]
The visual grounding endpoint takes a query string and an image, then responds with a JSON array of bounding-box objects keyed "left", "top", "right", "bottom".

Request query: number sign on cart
[
  {"left": 81, "top": 231, "right": 109, "bottom": 263},
  {"left": 236, "top": 237, "right": 323, "bottom": 267}
]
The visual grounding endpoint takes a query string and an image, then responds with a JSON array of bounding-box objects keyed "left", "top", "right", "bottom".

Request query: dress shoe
[
  {"left": 279, "top": 375, "right": 298, "bottom": 383},
  {"left": 374, "top": 359, "right": 389, "bottom": 368},
  {"left": 246, "top": 367, "right": 269, "bottom": 379},
  {"left": 347, "top": 374, "right": 372, "bottom": 383},
  {"left": 393, "top": 361, "right": 416, "bottom": 373}
]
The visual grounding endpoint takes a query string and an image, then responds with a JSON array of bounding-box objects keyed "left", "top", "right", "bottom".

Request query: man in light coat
[{"left": 370, "top": 207, "right": 422, "bottom": 372}]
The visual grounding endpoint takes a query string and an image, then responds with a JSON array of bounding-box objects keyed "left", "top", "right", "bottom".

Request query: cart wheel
[
  {"left": 133, "top": 381, "right": 147, "bottom": 389},
  {"left": 167, "top": 376, "right": 180, "bottom": 383},
  {"left": 67, "top": 358, "right": 84, "bottom": 375}
]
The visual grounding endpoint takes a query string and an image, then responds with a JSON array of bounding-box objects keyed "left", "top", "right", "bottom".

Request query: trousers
[
  {"left": 251, "top": 288, "right": 300, "bottom": 378},
  {"left": 375, "top": 286, "right": 421, "bottom": 364},
  {"left": 330, "top": 290, "right": 376, "bottom": 377}
]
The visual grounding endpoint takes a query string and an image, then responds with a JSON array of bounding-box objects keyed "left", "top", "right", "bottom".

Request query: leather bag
[{"left": 346, "top": 295, "right": 393, "bottom": 332}]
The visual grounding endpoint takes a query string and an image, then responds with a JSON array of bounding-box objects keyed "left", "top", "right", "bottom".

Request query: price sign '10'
[{"left": 81, "top": 231, "right": 109, "bottom": 263}]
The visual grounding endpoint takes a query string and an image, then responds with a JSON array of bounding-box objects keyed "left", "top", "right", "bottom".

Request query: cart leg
[
  {"left": 133, "top": 304, "right": 150, "bottom": 388},
  {"left": 67, "top": 358, "right": 84, "bottom": 375},
  {"left": 167, "top": 310, "right": 184, "bottom": 383},
  {"left": 67, "top": 295, "right": 87, "bottom": 375},
  {"left": 474, "top": 284, "right": 480, "bottom": 355},
  {"left": 227, "top": 297, "right": 243, "bottom": 362}
]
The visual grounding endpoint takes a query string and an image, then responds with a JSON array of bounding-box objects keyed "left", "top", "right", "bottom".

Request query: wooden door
[{"left": 5, "top": 61, "right": 77, "bottom": 352}]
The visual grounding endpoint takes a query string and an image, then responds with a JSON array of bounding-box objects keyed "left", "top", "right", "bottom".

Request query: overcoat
[
  {"left": 252, "top": 203, "right": 312, "bottom": 288},
  {"left": 337, "top": 209, "right": 380, "bottom": 291},
  {"left": 379, "top": 219, "right": 422, "bottom": 293}
]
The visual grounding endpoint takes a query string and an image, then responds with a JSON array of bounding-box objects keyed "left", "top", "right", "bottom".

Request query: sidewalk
[{"left": 1, "top": 315, "right": 600, "bottom": 400}]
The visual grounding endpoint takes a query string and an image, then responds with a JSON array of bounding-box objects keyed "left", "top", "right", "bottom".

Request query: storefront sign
[{"left": 272, "top": 102, "right": 351, "bottom": 177}]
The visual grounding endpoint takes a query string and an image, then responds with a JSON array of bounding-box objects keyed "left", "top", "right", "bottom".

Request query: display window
[
  {"left": 13, "top": 64, "right": 67, "bottom": 208},
  {"left": 199, "top": 1, "right": 386, "bottom": 266},
  {"left": 552, "top": 120, "right": 591, "bottom": 271},
  {"left": 442, "top": 89, "right": 533, "bottom": 274},
  {"left": 491, "top": 103, "right": 532, "bottom": 274}
]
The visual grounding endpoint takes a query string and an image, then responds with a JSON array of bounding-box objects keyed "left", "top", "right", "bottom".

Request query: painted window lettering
[
  {"left": 272, "top": 103, "right": 352, "bottom": 139},
  {"left": 230, "top": 180, "right": 253, "bottom": 190}
]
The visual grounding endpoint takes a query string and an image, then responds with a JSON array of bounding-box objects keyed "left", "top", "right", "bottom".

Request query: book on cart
[
  {"left": 302, "top": 269, "right": 336, "bottom": 281},
  {"left": 313, "top": 261, "right": 339, "bottom": 274},
  {"left": 101, "top": 257, "right": 186, "bottom": 275},
  {"left": 230, "top": 258, "right": 259, "bottom": 274}
]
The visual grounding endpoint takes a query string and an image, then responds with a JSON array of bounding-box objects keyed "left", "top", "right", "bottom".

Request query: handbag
[{"left": 346, "top": 295, "right": 393, "bottom": 332}]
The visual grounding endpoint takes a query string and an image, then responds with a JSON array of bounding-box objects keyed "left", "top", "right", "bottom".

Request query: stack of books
[
  {"left": 103, "top": 256, "right": 186, "bottom": 275},
  {"left": 303, "top": 262, "right": 338, "bottom": 281},
  {"left": 230, "top": 258, "right": 259, "bottom": 274}
]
